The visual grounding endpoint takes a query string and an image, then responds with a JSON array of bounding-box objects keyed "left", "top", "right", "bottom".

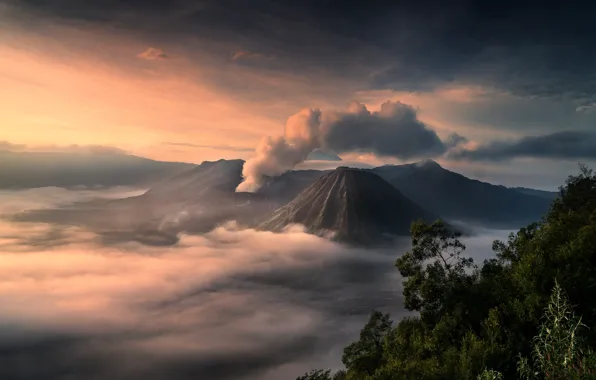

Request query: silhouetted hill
[
  {"left": 129, "top": 159, "right": 274, "bottom": 233},
  {"left": 510, "top": 187, "right": 559, "bottom": 200},
  {"left": 369, "top": 160, "right": 553, "bottom": 227},
  {"left": 147, "top": 159, "right": 245, "bottom": 200},
  {"left": 258, "top": 167, "right": 437, "bottom": 245}
]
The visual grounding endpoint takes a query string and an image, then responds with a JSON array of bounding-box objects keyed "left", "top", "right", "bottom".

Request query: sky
[{"left": 1, "top": 0, "right": 596, "bottom": 189}]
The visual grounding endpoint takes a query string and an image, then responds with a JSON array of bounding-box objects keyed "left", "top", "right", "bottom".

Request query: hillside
[
  {"left": 369, "top": 160, "right": 553, "bottom": 227},
  {"left": 258, "top": 167, "right": 437, "bottom": 245},
  {"left": 510, "top": 186, "right": 559, "bottom": 200},
  {"left": 146, "top": 159, "right": 245, "bottom": 200}
]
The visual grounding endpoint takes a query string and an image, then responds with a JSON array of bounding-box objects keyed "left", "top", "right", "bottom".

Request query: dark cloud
[
  {"left": 324, "top": 101, "right": 451, "bottom": 159},
  {"left": 444, "top": 133, "right": 469, "bottom": 149},
  {"left": 451, "top": 131, "right": 596, "bottom": 161},
  {"left": 7, "top": 0, "right": 596, "bottom": 104}
]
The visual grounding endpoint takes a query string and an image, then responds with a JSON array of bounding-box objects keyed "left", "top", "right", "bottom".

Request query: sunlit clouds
[{"left": 138, "top": 47, "right": 169, "bottom": 60}]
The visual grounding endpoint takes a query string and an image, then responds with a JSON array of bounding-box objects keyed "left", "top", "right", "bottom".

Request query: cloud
[
  {"left": 449, "top": 131, "right": 596, "bottom": 161},
  {"left": 231, "top": 50, "right": 269, "bottom": 61},
  {"left": 8, "top": 0, "right": 596, "bottom": 107},
  {"left": 137, "top": 47, "right": 168, "bottom": 60},
  {"left": 162, "top": 142, "right": 254, "bottom": 152},
  {"left": 237, "top": 101, "right": 464, "bottom": 191},
  {"left": 236, "top": 108, "right": 323, "bottom": 192},
  {"left": 576, "top": 103, "right": 596, "bottom": 114},
  {"left": 0, "top": 213, "right": 407, "bottom": 379},
  {"left": 0, "top": 186, "right": 146, "bottom": 215},
  {"left": 323, "top": 101, "right": 449, "bottom": 158},
  {"left": 0, "top": 141, "right": 128, "bottom": 155}
]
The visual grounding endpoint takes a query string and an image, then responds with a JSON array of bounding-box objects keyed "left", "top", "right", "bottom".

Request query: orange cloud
[
  {"left": 137, "top": 47, "right": 169, "bottom": 60},
  {"left": 0, "top": 21, "right": 355, "bottom": 164},
  {"left": 231, "top": 50, "right": 268, "bottom": 61}
]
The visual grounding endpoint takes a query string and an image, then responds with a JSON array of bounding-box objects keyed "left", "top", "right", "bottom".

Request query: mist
[{"left": 0, "top": 187, "right": 512, "bottom": 380}]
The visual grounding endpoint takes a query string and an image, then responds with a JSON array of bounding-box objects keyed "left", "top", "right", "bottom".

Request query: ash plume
[
  {"left": 236, "top": 109, "right": 324, "bottom": 192},
  {"left": 237, "top": 101, "right": 462, "bottom": 192}
]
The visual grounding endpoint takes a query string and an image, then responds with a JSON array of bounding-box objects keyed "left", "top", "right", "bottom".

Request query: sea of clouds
[{"left": 0, "top": 187, "right": 511, "bottom": 380}]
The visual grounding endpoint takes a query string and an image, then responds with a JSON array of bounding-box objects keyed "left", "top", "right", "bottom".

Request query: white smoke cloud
[
  {"left": 236, "top": 109, "right": 324, "bottom": 192},
  {"left": 237, "top": 101, "right": 461, "bottom": 192}
]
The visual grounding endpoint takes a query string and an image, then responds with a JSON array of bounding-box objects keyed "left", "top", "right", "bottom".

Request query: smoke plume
[
  {"left": 237, "top": 101, "right": 462, "bottom": 192},
  {"left": 236, "top": 109, "right": 323, "bottom": 192}
]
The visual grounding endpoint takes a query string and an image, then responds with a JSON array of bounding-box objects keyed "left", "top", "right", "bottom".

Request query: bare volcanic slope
[{"left": 258, "top": 167, "right": 438, "bottom": 245}]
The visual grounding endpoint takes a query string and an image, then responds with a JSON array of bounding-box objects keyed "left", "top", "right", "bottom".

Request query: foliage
[
  {"left": 395, "top": 220, "right": 475, "bottom": 326},
  {"left": 296, "top": 369, "right": 334, "bottom": 380},
  {"left": 296, "top": 369, "right": 346, "bottom": 380},
  {"left": 297, "top": 165, "right": 596, "bottom": 380},
  {"left": 477, "top": 368, "right": 504, "bottom": 380},
  {"left": 342, "top": 310, "right": 392, "bottom": 377},
  {"left": 517, "top": 281, "right": 596, "bottom": 380}
]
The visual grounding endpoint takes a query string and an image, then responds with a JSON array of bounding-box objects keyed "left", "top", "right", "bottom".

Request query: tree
[
  {"left": 395, "top": 220, "right": 475, "bottom": 327},
  {"left": 342, "top": 310, "right": 392, "bottom": 377}
]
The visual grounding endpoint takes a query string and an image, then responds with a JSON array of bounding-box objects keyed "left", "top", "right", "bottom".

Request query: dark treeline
[{"left": 297, "top": 165, "right": 596, "bottom": 380}]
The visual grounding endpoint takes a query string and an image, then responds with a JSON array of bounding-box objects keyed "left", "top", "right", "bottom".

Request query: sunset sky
[{"left": 1, "top": 0, "right": 596, "bottom": 188}]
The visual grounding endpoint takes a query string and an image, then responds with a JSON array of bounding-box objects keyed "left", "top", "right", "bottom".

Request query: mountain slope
[
  {"left": 258, "top": 167, "right": 437, "bottom": 244},
  {"left": 511, "top": 187, "right": 559, "bottom": 200},
  {"left": 370, "top": 160, "right": 553, "bottom": 227},
  {"left": 257, "top": 169, "right": 329, "bottom": 203},
  {"left": 146, "top": 159, "right": 245, "bottom": 200}
]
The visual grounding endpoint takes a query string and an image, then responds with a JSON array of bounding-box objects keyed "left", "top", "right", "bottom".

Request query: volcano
[{"left": 258, "top": 167, "right": 438, "bottom": 245}]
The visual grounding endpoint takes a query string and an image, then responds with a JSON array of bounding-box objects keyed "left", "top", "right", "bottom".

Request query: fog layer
[{"left": 0, "top": 187, "right": 511, "bottom": 380}]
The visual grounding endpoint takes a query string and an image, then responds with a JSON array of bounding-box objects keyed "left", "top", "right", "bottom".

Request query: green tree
[
  {"left": 342, "top": 310, "right": 392, "bottom": 377},
  {"left": 395, "top": 220, "right": 476, "bottom": 328}
]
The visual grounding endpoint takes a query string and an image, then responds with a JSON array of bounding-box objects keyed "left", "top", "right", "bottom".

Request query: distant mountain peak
[
  {"left": 305, "top": 149, "right": 342, "bottom": 161},
  {"left": 415, "top": 159, "right": 442, "bottom": 169}
]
